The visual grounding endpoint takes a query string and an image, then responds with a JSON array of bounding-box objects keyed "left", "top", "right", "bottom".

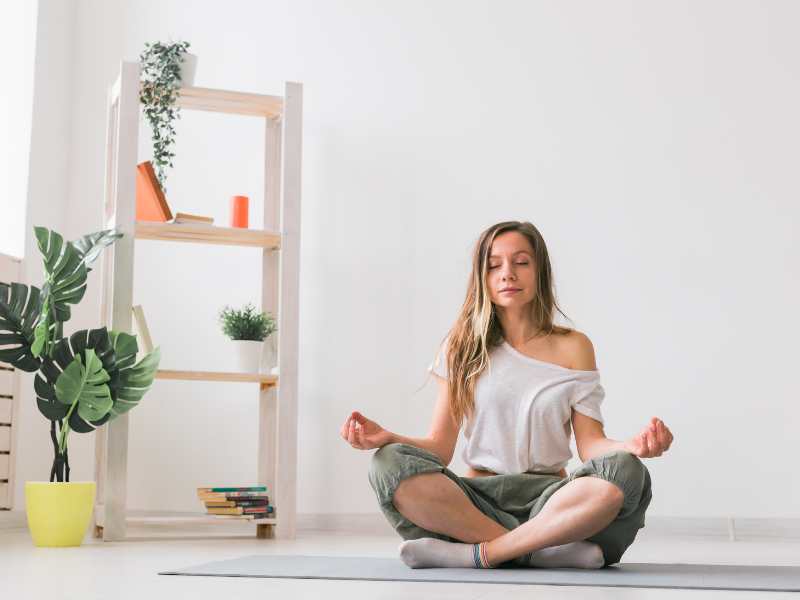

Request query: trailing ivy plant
[
  {"left": 139, "top": 40, "right": 191, "bottom": 194},
  {"left": 219, "top": 304, "right": 277, "bottom": 341},
  {"left": 0, "top": 226, "right": 161, "bottom": 482}
]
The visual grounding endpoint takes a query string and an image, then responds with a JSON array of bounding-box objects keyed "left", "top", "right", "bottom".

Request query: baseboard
[
  {"left": 637, "top": 516, "right": 800, "bottom": 541},
  {"left": 296, "top": 512, "right": 396, "bottom": 535},
  {"left": 297, "top": 514, "right": 800, "bottom": 541},
  {"left": 2, "top": 509, "right": 799, "bottom": 541}
]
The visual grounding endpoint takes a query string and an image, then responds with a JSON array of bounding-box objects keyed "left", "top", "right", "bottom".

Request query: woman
[{"left": 340, "top": 220, "right": 673, "bottom": 570}]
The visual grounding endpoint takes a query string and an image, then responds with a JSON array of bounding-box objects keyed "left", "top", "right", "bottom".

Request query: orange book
[{"left": 136, "top": 161, "right": 173, "bottom": 221}]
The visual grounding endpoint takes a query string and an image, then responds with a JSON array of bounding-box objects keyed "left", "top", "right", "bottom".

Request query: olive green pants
[{"left": 368, "top": 443, "right": 652, "bottom": 567}]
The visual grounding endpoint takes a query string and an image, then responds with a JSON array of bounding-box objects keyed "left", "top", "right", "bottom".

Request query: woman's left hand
[{"left": 623, "top": 417, "right": 673, "bottom": 458}]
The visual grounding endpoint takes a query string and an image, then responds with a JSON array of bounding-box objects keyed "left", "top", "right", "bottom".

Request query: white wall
[
  {"left": 13, "top": 0, "right": 76, "bottom": 503},
  {"left": 0, "top": 2, "right": 38, "bottom": 258},
  {"left": 14, "top": 0, "right": 800, "bottom": 520}
]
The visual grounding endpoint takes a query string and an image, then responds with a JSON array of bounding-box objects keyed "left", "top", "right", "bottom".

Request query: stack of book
[{"left": 197, "top": 485, "right": 275, "bottom": 520}]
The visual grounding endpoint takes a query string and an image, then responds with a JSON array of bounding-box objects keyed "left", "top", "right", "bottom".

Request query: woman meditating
[{"left": 340, "top": 220, "right": 673, "bottom": 569}]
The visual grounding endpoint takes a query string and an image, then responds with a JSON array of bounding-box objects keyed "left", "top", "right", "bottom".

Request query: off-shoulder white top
[{"left": 427, "top": 335, "right": 605, "bottom": 474}]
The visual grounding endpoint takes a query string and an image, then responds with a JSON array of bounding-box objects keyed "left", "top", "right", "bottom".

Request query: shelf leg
[{"left": 257, "top": 524, "right": 275, "bottom": 539}]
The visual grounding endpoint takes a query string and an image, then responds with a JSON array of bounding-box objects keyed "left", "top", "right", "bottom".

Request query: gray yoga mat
[{"left": 159, "top": 554, "right": 800, "bottom": 592}]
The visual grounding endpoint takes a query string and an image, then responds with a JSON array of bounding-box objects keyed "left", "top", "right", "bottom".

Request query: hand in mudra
[
  {"left": 340, "top": 411, "right": 392, "bottom": 450},
  {"left": 624, "top": 417, "right": 673, "bottom": 458}
]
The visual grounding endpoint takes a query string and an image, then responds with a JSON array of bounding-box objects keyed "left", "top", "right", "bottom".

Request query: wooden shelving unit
[{"left": 93, "top": 61, "right": 302, "bottom": 541}]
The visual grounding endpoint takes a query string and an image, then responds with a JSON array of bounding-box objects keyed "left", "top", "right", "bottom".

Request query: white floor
[{"left": 2, "top": 519, "right": 799, "bottom": 600}]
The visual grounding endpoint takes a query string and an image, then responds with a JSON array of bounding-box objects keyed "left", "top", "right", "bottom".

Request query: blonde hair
[{"left": 434, "top": 220, "right": 574, "bottom": 428}]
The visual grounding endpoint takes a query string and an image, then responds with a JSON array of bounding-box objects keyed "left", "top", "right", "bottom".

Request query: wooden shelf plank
[
  {"left": 174, "top": 86, "right": 283, "bottom": 118},
  {"left": 135, "top": 221, "right": 281, "bottom": 249},
  {"left": 156, "top": 370, "right": 278, "bottom": 386}
]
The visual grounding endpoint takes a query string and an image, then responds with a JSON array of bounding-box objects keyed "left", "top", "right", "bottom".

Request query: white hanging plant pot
[
  {"left": 179, "top": 52, "right": 198, "bottom": 86},
  {"left": 233, "top": 340, "right": 263, "bottom": 373}
]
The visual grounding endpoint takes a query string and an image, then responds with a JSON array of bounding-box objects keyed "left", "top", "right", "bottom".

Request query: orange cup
[{"left": 230, "top": 195, "right": 249, "bottom": 228}]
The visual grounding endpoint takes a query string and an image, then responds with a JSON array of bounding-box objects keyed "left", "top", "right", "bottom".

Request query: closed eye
[{"left": 489, "top": 262, "right": 529, "bottom": 269}]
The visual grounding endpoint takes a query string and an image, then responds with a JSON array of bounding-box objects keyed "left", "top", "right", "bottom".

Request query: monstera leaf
[
  {"left": 55, "top": 348, "right": 112, "bottom": 424},
  {"left": 0, "top": 282, "right": 43, "bottom": 372},
  {"left": 34, "top": 327, "right": 160, "bottom": 432},
  {"left": 32, "top": 226, "right": 88, "bottom": 341},
  {"left": 107, "top": 330, "right": 161, "bottom": 419},
  {"left": 35, "top": 328, "right": 117, "bottom": 431},
  {"left": 30, "top": 228, "right": 122, "bottom": 359},
  {"left": 72, "top": 229, "right": 123, "bottom": 272}
]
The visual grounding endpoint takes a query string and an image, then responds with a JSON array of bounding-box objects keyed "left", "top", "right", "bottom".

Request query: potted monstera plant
[{"left": 0, "top": 226, "right": 161, "bottom": 547}]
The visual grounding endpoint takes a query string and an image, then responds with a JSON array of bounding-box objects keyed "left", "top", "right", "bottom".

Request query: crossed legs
[
  {"left": 393, "top": 472, "right": 509, "bottom": 542},
  {"left": 393, "top": 471, "right": 623, "bottom": 567}
]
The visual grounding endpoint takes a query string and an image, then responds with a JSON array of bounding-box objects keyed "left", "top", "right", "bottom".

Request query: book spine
[
  {"left": 235, "top": 499, "right": 269, "bottom": 507},
  {"left": 243, "top": 506, "right": 273, "bottom": 514},
  {"left": 205, "top": 506, "right": 274, "bottom": 516},
  {"left": 204, "top": 499, "right": 269, "bottom": 508},
  {"left": 197, "top": 491, "right": 269, "bottom": 500},
  {"left": 197, "top": 486, "right": 267, "bottom": 493},
  {"left": 207, "top": 507, "right": 243, "bottom": 515}
]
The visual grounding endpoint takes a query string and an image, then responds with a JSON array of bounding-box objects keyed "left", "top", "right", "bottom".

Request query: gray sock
[
  {"left": 399, "top": 538, "right": 493, "bottom": 569},
  {"left": 399, "top": 537, "right": 605, "bottom": 570},
  {"left": 515, "top": 540, "right": 606, "bottom": 569}
]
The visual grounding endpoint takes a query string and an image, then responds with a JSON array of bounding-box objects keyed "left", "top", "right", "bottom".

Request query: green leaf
[
  {"left": 34, "top": 226, "right": 88, "bottom": 326},
  {"left": 108, "top": 330, "right": 138, "bottom": 369},
  {"left": 0, "top": 282, "right": 43, "bottom": 371},
  {"left": 40, "top": 329, "right": 160, "bottom": 427},
  {"left": 35, "top": 371, "right": 68, "bottom": 420},
  {"left": 108, "top": 345, "right": 161, "bottom": 419},
  {"left": 54, "top": 349, "right": 113, "bottom": 424},
  {"left": 30, "top": 310, "right": 48, "bottom": 357},
  {"left": 71, "top": 229, "right": 123, "bottom": 272},
  {"left": 35, "top": 328, "right": 116, "bottom": 430},
  {"left": 109, "top": 331, "right": 161, "bottom": 419}
]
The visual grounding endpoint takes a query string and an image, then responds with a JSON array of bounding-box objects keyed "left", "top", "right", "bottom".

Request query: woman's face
[{"left": 487, "top": 231, "right": 537, "bottom": 308}]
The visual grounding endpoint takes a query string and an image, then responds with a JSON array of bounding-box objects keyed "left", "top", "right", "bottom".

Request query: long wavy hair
[{"left": 434, "top": 220, "right": 574, "bottom": 429}]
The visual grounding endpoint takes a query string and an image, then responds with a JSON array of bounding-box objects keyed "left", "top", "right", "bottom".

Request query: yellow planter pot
[{"left": 25, "top": 481, "right": 96, "bottom": 547}]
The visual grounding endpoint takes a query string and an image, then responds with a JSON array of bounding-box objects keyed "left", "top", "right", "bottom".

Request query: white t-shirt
[{"left": 427, "top": 335, "right": 605, "bottom": 475}]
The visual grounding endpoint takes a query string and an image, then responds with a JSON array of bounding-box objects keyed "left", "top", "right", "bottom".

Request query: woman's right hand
[{"left": 340, "top": 411, "right": 392, "bottom": 450}]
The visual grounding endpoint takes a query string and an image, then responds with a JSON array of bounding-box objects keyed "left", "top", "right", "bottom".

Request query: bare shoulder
[{"left": 562, "top": 329, "right": 598, "bottom": 371}]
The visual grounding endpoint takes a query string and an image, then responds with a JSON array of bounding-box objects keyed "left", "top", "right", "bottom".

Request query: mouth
[{"left": 500, "top": 288, "right": 521, "bottom": 294}]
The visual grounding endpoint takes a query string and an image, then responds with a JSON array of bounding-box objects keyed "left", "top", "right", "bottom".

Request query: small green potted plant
[
  {"left": 218, "top": 303, "right": 277, "bottom": 374},
  {"left": 138, "top": 40, "right": 195, "bottom": 194},
  {"left": 0, "top": 226, "right": 161, "bottom": 547}
]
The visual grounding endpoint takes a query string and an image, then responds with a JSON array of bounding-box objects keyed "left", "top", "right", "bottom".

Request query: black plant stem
[
  {"left": 64, "top": 445, "right": 71, "bottom": 482},
  {"left": 49, "top": 420, "right": 60, "bottom": 482}
]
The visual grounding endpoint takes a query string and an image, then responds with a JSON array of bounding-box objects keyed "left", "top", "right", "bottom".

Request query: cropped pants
[{"left": 369, "top": 443, "right": 652, "bottom": 567}]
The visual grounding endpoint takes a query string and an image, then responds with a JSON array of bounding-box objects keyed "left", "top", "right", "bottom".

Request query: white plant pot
[
  {"left": 233, "top": 340, "right": 263, "bottom": 373},
  {"left": 179, "top": 53, "right": 198, "bottom": 86},
  {"left": 262, "top": 335, "right": 278, "bottom": 373}
]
